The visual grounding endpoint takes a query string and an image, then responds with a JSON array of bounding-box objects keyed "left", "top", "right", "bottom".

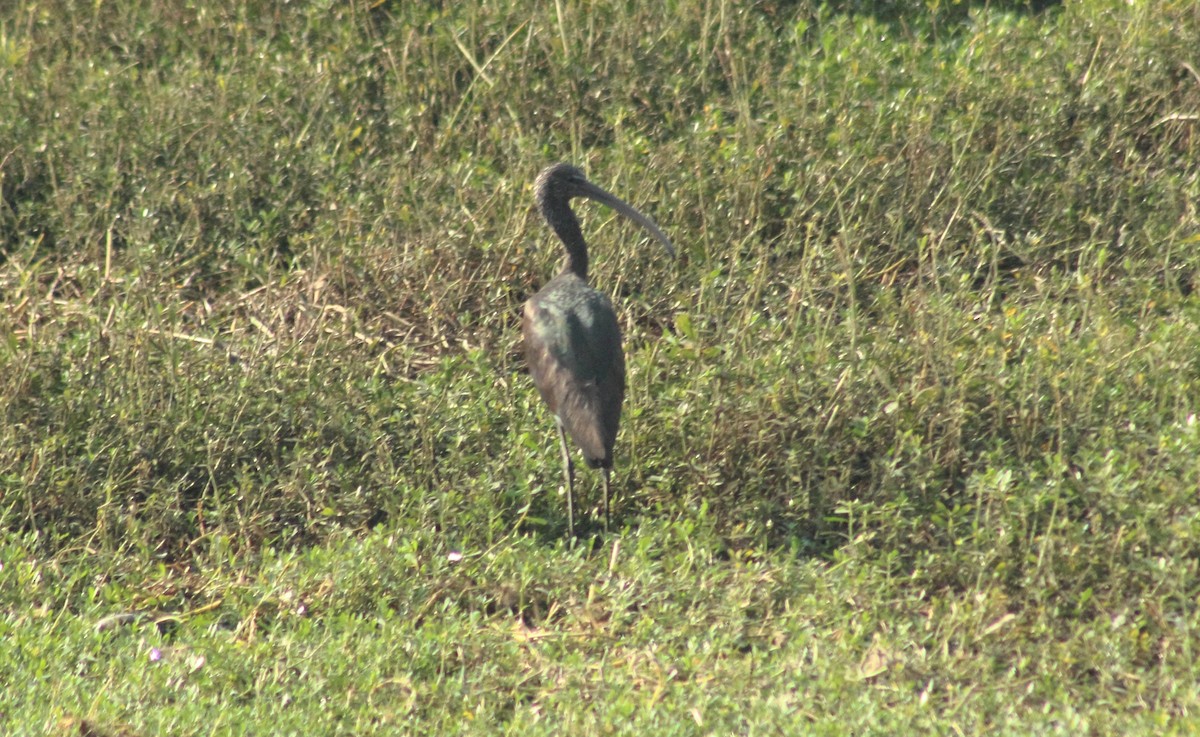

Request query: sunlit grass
[{"left": 2, "top": 0, "right": 1200, "bottom": 733}]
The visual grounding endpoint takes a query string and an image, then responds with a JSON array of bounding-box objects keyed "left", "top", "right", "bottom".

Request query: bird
[{"left": 522, "top": 163, "right": 675, "bottom": 536}]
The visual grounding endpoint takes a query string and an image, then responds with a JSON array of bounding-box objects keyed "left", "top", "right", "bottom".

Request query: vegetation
[{"left": 3, "top": 0, "right": 1199, "bottom": 733}]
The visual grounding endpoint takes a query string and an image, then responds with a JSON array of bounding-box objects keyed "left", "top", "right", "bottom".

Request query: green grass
[{"left": 3, "top": 0, "right": 1200, "bottom": 733}]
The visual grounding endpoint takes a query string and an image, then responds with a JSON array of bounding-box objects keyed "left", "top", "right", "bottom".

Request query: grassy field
[{"left": 3, "top": 0, "right": 1200, "bottom": 733}]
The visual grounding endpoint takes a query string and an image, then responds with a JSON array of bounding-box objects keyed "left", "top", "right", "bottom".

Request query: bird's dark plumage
[
  {"left": 522, "top": 163, "right": 673, "bottom": 535},
  {"left": 523, "top": 273, "right": 624, "bottom": 468}
]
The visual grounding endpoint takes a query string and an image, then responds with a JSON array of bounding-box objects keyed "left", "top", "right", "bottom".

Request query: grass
[{"left": 2, "top": 0, "right": 1200, "bottom": 733}]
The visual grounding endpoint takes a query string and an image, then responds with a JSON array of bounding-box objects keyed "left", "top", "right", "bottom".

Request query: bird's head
[
  {"left": 534, "top": 162, "right": 675, "bottom": 258},
  {"left": 535, "top": 162, "right": 588, "bottom": 201}
]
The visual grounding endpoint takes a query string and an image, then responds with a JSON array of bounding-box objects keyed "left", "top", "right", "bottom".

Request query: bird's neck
[{"left": 541, "top": 197, "right": 589, "bottom": 281}]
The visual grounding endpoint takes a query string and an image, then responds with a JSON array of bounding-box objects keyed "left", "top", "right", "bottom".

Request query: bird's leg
[
  {"left": 601, "top": 467, "right": 611, "bottom": 532},
  {"left": 556, "top": 419, "right": 575, "bottom": 537}
]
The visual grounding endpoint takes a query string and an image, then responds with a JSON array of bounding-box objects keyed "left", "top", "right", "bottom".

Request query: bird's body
[
  {"left": 522, "top": 163, "right": 673, "bottom": 536},
  {"left": 523, "top": 272, "right": 625, "bottom": 469}
]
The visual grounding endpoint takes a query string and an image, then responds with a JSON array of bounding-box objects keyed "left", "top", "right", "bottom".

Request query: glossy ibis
[{"left": 522, "top": 163, "right": 674, "bottom": 536}]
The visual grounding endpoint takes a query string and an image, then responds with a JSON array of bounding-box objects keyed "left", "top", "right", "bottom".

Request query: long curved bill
[{"left": 577, "top": 180, "right": 676, "bottom": 258}]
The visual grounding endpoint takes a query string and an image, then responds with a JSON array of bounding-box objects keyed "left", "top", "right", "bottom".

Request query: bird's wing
[{"left": 523, "top": 291, "right": 625, "bottom": 466}]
